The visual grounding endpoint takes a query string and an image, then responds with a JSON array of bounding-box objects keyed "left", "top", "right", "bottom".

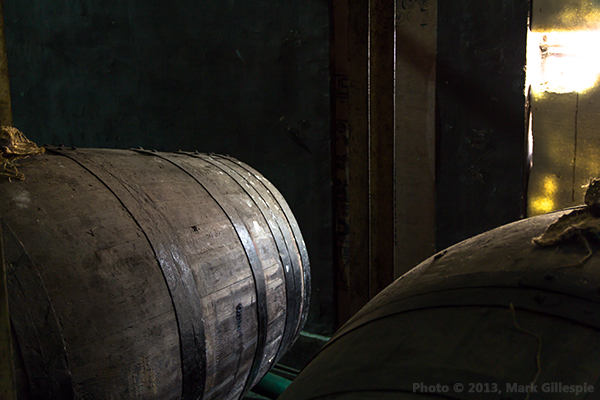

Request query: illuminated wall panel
[{"left": 527, "top": 0, "right": 600, "bottom": 215}]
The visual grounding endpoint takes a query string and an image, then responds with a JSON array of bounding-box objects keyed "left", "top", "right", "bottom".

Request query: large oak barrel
[
  {"left": 280, "top": 208, "right": 600, "bottom": 400},
  {"left": 1, "top": 147, "right": 310, "bottom": 400}
]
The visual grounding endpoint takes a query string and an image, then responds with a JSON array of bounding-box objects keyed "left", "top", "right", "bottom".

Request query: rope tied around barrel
[
  {"left": 0, "top": 126, "right": 45, "bottom": 181},
  {"left": 533, "top": 178, "right": 600, "bottom": 269}
]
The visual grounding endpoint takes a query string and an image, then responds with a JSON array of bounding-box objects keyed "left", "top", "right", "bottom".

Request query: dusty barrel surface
[
  {"left": 1, "top": 147, "right": 310, "bottom": 400},
  {"left": 280, "top": 209, "right": 600, "bottom": 400}
]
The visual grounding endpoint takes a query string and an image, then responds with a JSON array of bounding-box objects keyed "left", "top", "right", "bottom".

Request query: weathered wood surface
[
  {"left": 330, "top": 0, "right": 371, "bottom": 328},
  {"left": 279, "top": 208, "right": 600, "bottom": 399},
  {"left": 331, "top": 0, "right": 396, "bottom": 327},
  {"left": 0, "top": 148, "right": 309, "bottom": 400},
  {"left": 394, "top": 0, "right": 436, "bottom": 279},
  {"left": 368, "top": 0, "right": 395, "bottom": 300}
]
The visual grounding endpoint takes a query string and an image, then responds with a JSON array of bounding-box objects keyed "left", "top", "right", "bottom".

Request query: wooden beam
[
  {"left": 333, "top": 0, "right": 415, "bottom": 326},
  {"left": 345, "top": 0, "right": 370, "bottom": 321},
  {"left": 0, "top": 0, "right": 11, "bottom": 126},
  {"left": 331, "top": 0, "right": 370, "bottom": 327},
  {"left": 0, "top": 0, "right": 15, "bottom": 397},
  {"left": 331, "top": 0, "right": 352, "bottom": 327},
  {"left": 369, "top": 0, "right": 395, "bottom": 295},
  {"left": 394, "top": 0, "right": 437, "bottom": 278}
]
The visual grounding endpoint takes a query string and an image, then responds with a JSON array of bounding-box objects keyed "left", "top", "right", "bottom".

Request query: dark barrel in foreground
[
  {"left": 280, "top": 208, "right": 600, "bottom": 400},
  {"left": 1, "top": 147, "right": 310, "bottom": 400}
]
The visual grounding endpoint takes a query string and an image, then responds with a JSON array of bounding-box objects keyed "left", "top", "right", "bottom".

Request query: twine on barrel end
[
  {"left": 532, "top": 178, "right": 600, "bottom": 269},
  {"left": 509, "top": 303, "right": 542, "bottom": 400},
  {"left": 0, "top": 126, "right": 45, "bottom": 181}
]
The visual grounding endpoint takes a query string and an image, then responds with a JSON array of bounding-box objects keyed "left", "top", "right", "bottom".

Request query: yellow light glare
[
  {"left": 531, "top": 197, "right": 556, "bottom": 215},
  {"left": 543, "top": 175, "right": 558, "bottom": 194},
  {"left": 527, "top": 31, "right": 600, "bottom": 94}
]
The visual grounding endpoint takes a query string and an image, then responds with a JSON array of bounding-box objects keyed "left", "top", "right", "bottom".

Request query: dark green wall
[
  {"left": 436, "top": 0, "right": 529, "bottom": 250},
  {"left": 4, "top": 0, "right": 332, "bottom": 334}
]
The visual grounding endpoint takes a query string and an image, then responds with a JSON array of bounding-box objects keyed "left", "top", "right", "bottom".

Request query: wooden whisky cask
[
  {"left": 1, "top": 147, "right": 310, "bottom": 400},
  {"left": 279, "top": 208, "right": 600, "bottom": 400}
]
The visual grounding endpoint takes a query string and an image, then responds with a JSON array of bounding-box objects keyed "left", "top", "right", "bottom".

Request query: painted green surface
[
  {"left": 436, "top": 0, "right": 528, "bottom": 250},
  {"left": 252, "top": 372, "right": 292, "bottom": 400}
]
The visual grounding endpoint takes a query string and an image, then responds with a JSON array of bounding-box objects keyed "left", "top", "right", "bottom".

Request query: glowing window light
[
  {"left": 527, "top": 31, "right": 600, "bottom": 93},
  {"left": 543, "top": 174, "right": 558, "bottom": 194},
  {"left": 528, "top": 175, "right": 560, "bottom": 216},
  {"left": 531, "top": 197, "right": 555, "bottom": 215}
]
